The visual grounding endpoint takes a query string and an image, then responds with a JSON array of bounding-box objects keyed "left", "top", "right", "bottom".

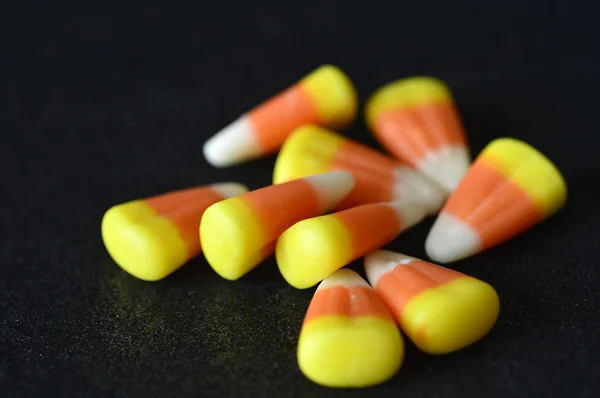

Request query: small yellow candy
[
  {"left": 365, "top": 250, "right": 500, "bottom": 354},
  {"left": 298, "top": 269, "right": 404, "bottom": 388}
]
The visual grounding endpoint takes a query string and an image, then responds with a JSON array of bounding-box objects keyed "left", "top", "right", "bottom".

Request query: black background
[{"left": 2, "top": 1, "right": 600, "bottom": 396}]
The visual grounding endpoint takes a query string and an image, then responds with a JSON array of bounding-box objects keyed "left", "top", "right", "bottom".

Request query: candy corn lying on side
[
  {"left": 366, "top": 77, "right": 470, "bottom": 193},
  {"left": 365, "top": 250, "right": 500, "bottom": 354},
  {"left": 276, "top": 200, "right": 426, "bottom": 289},
  {"left": 298, "top": 269, "right": 404, "bottom": 388},
  {"left": 426, "top": 138, "right": 567, "bottom": 263},
  {"left": 273, "top": 124, "right": 445, "bottom": 213},
  {"left": 102, "top": 183, "right": 248, "bottom": 281},
  {"left": 204, "top": 65, "right": 357, "bottom": 167},
  {"left": 200, "top": 171, "right": 354, "bottom": 280}
]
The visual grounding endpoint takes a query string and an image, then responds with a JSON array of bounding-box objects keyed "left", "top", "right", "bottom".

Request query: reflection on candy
[
  {"left": 203, "top": 65, "right": 357, "bottom": 167},
  {"left": 365, "top": 250, "right": 499, "bottom": 354},
  {"left": 200, "top": 171, "right": 354, "bottom": 280},
  {"left": 102, "top": 183, "right": 248, "bottom": 281},
  {"left": 297, "top": 269, "right": 404, "bottom": 388},
  {"left": 426, "top": 138, "right": 567, "bottom": 263},
  {"left": 366, "top": 77, "right": 470, "bottom": 193},
  {"left": 273, "top": 124, "right": 445, "bottom": 214},
  {"left": 276, "top": 200, "right": 426, "bottom": 289}
]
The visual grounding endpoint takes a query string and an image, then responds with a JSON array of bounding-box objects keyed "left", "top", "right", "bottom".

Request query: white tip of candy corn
[
  {"left": 317, "top": 268, "right": 370, "bottom": 291},
  {"left": 417, "top": 146, "right": 470, "bottom": 193},
  {"left": 364, "top": 250, "right": 415, "bottom": 288},
  {"left": 305, "top": 171, "right": 355, "bottom": 212},
  {"left": 393, "top": 166, "right": 447, "bottom": 214},
  {"left": 203, "top": 116, "right": 262, "bottom": 167},
  {"left": 388, "top": 200, "right": 427, "bottom": 230},
  {"left": 425, "top": 213, "right": 482, "bottom": 263},
  {"left": 211, "top": 182, "right": 249, "bottom": 198}
]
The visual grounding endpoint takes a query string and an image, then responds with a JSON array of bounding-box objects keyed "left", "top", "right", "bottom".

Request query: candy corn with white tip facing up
[
  {"left": 366, "top": 77, "right": 470, "bottom": 193},
  {"left": 276, "top": 200, "right": 426, "bottom": 289},
  {"left": 273, "top": 124, "right": 446, "bottom": 214},
  {"left": 365, "top": 250, "right": 500, "bottom": 354},
  {"left": 101, "top": 183, "right": 248, "bottom": 281},
  {"left": 200, "top": 171, "right": 355, "bottom": 280},
  {"left": 297, "top": 269, "right": 404, "bottom": 388},
  {"left": 203, "top": 65, "right": 357, "bottom": 167},
  {"left": 426, "top": 138, "right": 567, "bottom": 264}
]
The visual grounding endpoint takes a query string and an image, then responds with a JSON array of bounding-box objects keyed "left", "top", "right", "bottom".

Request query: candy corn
[
  {"left": 101, "top": 183, "right": 248, "bottom": 281},
  {"left": 297, "top": 269, "right": 404, "bottom": 388},
  {"left": 365, "top": 77, "right": 470, "bottom": 192},
  {"left": 426, "top": 138, "right": 567, "bottom": 263},
  {"left": 273, "top": 124, "right": 445, "bottom": 213},
  {"left": 365, "top": 250, "right": 499, "bottom": 354},
  {"left": 200, "top": 171, "right": 354, "bottom": 280},
  {"left": 203, "top": 65, "right": 357, "bottom": 167},
  {"left": 276, "top": 200, "right": 426, "bottom": 289}
]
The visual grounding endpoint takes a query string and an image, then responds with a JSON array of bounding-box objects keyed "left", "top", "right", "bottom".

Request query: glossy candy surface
[
  {"left": 200, "top": 171, "right": 354, "bottom": 280},
  {"left": 273, "top": 124, "right": 445, "bottom": 213},
  {"left": 426, "top": 138, "right": 567, "bottom": 263},
  {"left": 102, "top": 183, "right": 248, "bottom": 281},
  {"left": 297, "top": 269, "right": 404, "bottom": 388},
  {"left": 366, "top": 77, "right": 470, "bottom": 193},
  {"left": 365, "top": 250, "right": 500, "bottom": 354},
  {"left": 276, "top": 200, "right": 426, "bottom": 289},
  {"left": 204, "top": 65, "right": 357, "bottom": 167}
]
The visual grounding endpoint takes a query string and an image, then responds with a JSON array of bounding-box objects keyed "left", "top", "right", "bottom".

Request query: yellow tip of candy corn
[
  {"left": 301, "top": 65, "right": 358, "bottom": 129},
  {"left": 200, "top": 197, "right": 266, "bottom": 281},
  {"left": 101, "top": 201, "right": 189, "bottom": 282},
  {"left": 272, "top": 124, "right": 343, "bottom": 184},
  {"left": 276, "top": 215, "right": 353, "bottom": 289},
  {"left": 365, "top": 76, "right": 452, "bottom": 128},
  {"left": 482, "top": 137, "right": 567, "bottom": 217},
  {"left": 298, "top": 316, "right": 404, "bottom": 388},
  {"left": 401, "top": 278, "right": 500, "bottom": 354}
]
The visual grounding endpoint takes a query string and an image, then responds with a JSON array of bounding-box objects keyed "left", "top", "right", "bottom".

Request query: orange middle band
[
  {"left": 334, "top": 204, "right": 401, "bottom": 258},
  {"left": 375, "top": 260, "right": 465, "bottom": 314},
  {"left": 144, "top": 187, "right": 224, "bottom": 258},
  {"left": 248, "top": 85, "right": 322, "bottom": 153},
  {"left": 242, "top": 179, "right": 321, "bottom": 242},
  {"left": 373, "top": 102, "right": 465, "bottom": 163},
  {"left": 303, "top": 286, "right": 393, "bottom": 325},
  {"left": 331, "top": 140, "right": 397, "bottom": 207},
  {"left": 443, "top": 159, "right": 543, "bottom": 249}
]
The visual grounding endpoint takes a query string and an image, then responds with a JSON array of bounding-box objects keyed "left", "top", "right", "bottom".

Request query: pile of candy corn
[{"left": 102, "top": 65, "right": 567, "bottom": 388}]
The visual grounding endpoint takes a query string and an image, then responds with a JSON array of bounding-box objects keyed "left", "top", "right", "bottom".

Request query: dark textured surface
[{"left": 2, "top": 1, "right": 600, "bottom": 396}]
